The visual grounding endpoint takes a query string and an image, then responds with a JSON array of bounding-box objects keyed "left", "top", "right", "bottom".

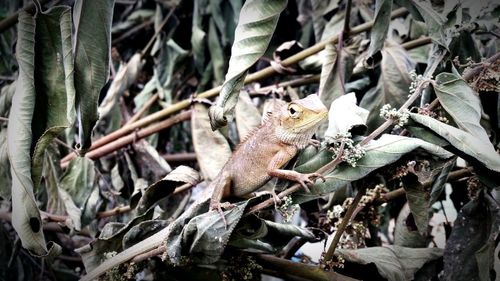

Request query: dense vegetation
[{"left": 0, "top": 0, "right": 499, "bottom": 280}]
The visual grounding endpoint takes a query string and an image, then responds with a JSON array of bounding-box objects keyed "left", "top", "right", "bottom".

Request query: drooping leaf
[
  {"left": 401, "top": 173, "right": 430, "bottom": 235},
  {"left": 293, "top": 134, "right": 452, "bottom": 204},
  {"left": 359, "top": 41, "right": 415, "bottom": 131},
  {"left": 0, "top": 81, "right": 15, "bottom": 117},
  {"left": 318, "top": 43, "right": 355, "bottom": 108},
  {"left": 44, "top": 152, "right": 82, "bottom": 231},
  {"left": 155, "top": 39, "right": 188, "bottom": 105},
  {"left": 192, "top": 103, "right": 231, "bottom": 181},
  {"left": 164, "top": 198, "right": 249, "bottom": 265},
  {"left": 409, "top": 113, "right": 500, "bottom": 172},
  {"left": 230, "top": 216, "right": 322, "bottom": 252},
  {"left": 191, "top": 0, "right": 208, "bottom": 73},
  {"left": 135, "top": 165, "right": 200, "bottom": 214},
  {"left": 429, "top": 159, "right": 455, "bottom": 205},
  {"left": 208, "top": 0, "right": 287, "bottom": 130},
  {"left": 7, "top": 11, "right": 61, "bottom": 257},
  {"left": 208, "top": 18, "right": 226, "bottom": 84},
  {"left": 365, "top": 0, "right": 393, "bottom": 68},
  {"left": 394, "top": 204, "right": 430, "bottom": 248},
  {"left": 77, "top": 207, "right": 156, "bottom": 272},
  {"left": 395, "top": 0, "right": 446, "bottom": 46},
  {"left": 98, "top": 53, "right": 144, "bottom": 118},
  {"left": 443, "top": 192, "right": 500, "bottom": 281},
  {"left": 434, "top": 72, "right": 490, "bottom": 143},
  {"left": 0, "top": 129, "right": 10, "bottom": 199},
  {"left": 31, "top": 6, "right": 75, "bottom": 190},
  {"left": 58, "top": 157, "right": 99, "bottom": 227},
  {"left": 73, "top": 0, "right": 114, "bottom": 151},
  {"left": 337, "top": 246, "right": 443, "bottom": 281},
  {"left": 235, "top": 90, "right": 261, "bottom": 140}
]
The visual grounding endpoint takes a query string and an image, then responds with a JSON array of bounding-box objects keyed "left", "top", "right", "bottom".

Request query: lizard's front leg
[
  {"left": 267, "top": 146, "right": 325, "bottom": 193},
  {"left": 209, "top": 173, "right": 235, "bottom": 229}
]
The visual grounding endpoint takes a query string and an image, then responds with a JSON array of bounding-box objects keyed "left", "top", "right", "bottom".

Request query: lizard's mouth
[{"left": 295, "top": 111, "right": 328, "bottom": 129}]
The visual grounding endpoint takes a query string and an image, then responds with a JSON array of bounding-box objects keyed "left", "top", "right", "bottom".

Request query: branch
[
  {"left": 256, "top": 254, "right": 360, "bottom": 281},
  {"left": 62, "top": 110, "right": 191, "bottom": 168},
  {"left": 323, "top": 187, "right": 365, "bottom": 261}
]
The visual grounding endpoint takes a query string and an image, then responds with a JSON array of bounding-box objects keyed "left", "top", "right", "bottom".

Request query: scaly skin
[
  {"left": 80, "top": 94, "right": 328, "bottom": 280},
  {"left": 210, "top": 94, "right": 328, "bottom": 224}
]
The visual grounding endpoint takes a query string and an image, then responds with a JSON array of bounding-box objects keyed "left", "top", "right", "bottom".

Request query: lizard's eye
[{"left": 288, "top": 104, "right": 301, "bottom": 118}]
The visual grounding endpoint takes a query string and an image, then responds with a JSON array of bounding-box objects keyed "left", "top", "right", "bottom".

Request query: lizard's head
[{"left": 280, "top": 94, "right": 328, "bottom": 133}]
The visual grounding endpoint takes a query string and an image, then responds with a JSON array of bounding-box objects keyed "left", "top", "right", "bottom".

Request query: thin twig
[
  {"left": 140, "top": 7, "right": 177, "bottom": 58},
  {"left": 323, "top": 186, "right": 366, "bottom": 261},
  {"left": 112, "top": 19, "right": 154, "bottom": 46},
  {"left": 162, "top": 152, "right": 197, "bottom": 163},
  {"left": 126, "top": 93, "right": 159, "bottom": 125}
]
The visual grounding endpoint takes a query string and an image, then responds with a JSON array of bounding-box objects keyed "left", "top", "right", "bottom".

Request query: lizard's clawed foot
[
  {"left": 211, "top": 202, "right": 237, "bottom": 229},
  {"left": 295, "top": 173, "right": 325, "bottom": 193},
  {"left": 255, "top": 190, "right": 282, "bottom": 206},
  {"left": 308, "top": 139, "right": 321, "bottom": 147}
]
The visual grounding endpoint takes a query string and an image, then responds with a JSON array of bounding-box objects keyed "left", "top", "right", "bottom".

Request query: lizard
[
  {"left": 209, "top": 93, "right": 328, "bottom": 225},
  {"left": 80, "top": 94, "right": 328, "bottom": 281}
]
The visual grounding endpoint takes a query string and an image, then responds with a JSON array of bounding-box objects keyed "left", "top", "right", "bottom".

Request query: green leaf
[
  {"left": 434, "top": 72, "right": 490, "bottom": 143},
  {"left": 7, "top": 11, "right": 61, "bottom": 257},
  {"left": 208, "top": 0, "right": 287, "bottom": 130},
  {"left": 135, "top": 165, "right": 200, "bottom": 214},
  {"left": 155, "top": 39, "right": 188, "bottom": 105},
  {"left": 409, "top": 113, "right": 500, "bottom": 172},
  {"left": 0, "top": 81, "right": 15, "bottom": 117},
  {"left": 99, "top": 53, "right": 144, "bottom": 118},
  {"left": 443, "top": 192, "right": 499, "bottom": 281},
  {"left": 401, "top": 174, "right": 430, "bottom": 235},
  {"left": 394, "top": 204, "right": 430, "bottom": 248},
  {"left": 191, "top": 0, "right": 208, "bottom": 73},
  {"left": 164, "top": 199, "right": 249, "bottom": 265},
  {"left": 73, "top": 0, "right": 114, "bottom": 151},
  {"left": 337, "top": 246, "right": 443, "bottom": 281},
  {"left": 77, "top": 207, "right": 157, "bottom": 272},
  {"left": 318, "top": 43, "right": 355, "bottom": 108},
  {"left": 235, "top": 90, "right": 261, "bottom": 140},
  {"left": 192, "top": 103, "right": 232, "bottom": 181},
  {"left": 208, "top": 18, "right": 225, "bottom": 84},
  {"left": 58, "top": 157, "right": 99, "bottom": 226},
  {"left": 44, "top": 152, "right": 82, "bottom": 231},
  {"left": 230, "top": 216, "right": 321, "bottom": 252},
  {"left": 293, "top": 134, "right": 452, "bottom": 204},
  {"left": 31, "top": 6, "right": 75, "bottom": 190},
  {"left": 359, "top": 41, "right": 415, "bottom": 131},
  {"left": 429, "top": 159, "right": 455, "bottom": 205},
  {"left": 395, "top": 0, "right": 446, "bottom": 46},
  {"left": 365, "top": 0, "right": 393, "bottom": 68},
  {"left": 0, "top": 129, "right": 10, "bottom": 199}
]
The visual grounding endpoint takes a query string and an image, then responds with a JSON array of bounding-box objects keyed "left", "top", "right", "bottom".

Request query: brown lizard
[
  {"left": 80, "top": 94, "right": 328, "bottom": 281},
  {"left": 209, "top": 94, "right": 328, "bottom": 225}
]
